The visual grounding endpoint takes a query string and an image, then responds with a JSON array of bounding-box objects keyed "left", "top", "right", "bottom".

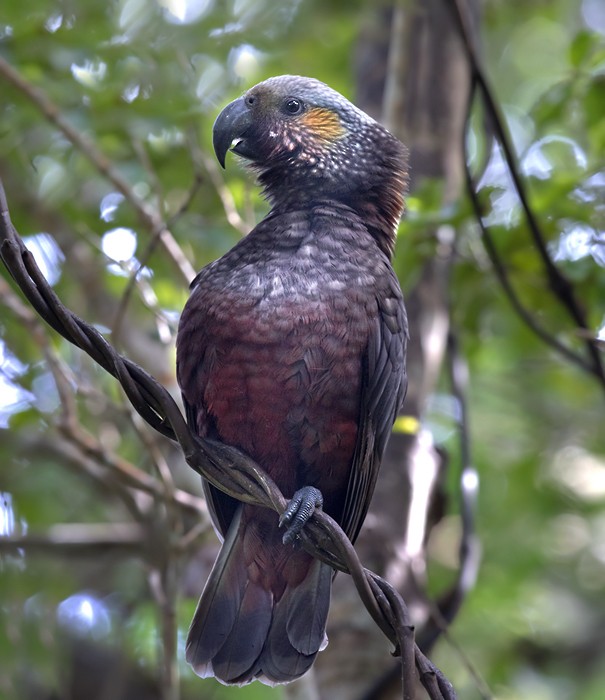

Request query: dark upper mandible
[{"left": 212, "top": 97, "right": 256, "bottom": 168}]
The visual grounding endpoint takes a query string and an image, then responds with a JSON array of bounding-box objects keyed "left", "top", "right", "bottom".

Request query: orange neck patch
[{"left": 299, "top": 108, "right": 346, "bottom": 142}]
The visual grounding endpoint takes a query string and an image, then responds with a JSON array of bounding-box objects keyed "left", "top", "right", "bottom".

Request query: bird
[{"left": 176, "top": 75, "right": 408, "bottom": 686}]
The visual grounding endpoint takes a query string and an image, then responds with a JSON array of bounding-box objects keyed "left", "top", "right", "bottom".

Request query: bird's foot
[{"left": 279, "top": 486, "right": 323, "bottom": 545}]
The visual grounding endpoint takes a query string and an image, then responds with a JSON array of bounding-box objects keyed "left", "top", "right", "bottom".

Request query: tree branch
[
  {"left": 0, "top": 523, "right": 145, "bottom": 554},
  {"left": 0, "top": 178, "right": 457, "bottom": 700},
  {"left": 445, "top": 0, "right": 605, "bottom": 392},
  {"left": 111, "top": 167, "right": 204, "bottom": 347},
  {"left": 0, "top": 55, "right": 196, "bottom": 286}
]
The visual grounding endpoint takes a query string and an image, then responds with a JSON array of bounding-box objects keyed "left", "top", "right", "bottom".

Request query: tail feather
[
  {"left": 212, "top": 580, "right": 272, "bottom": 682},
  {"left": 186, "top": 506, "right": 248, "bottom": 672},
  {"left": 286, "top": 559, "right": 331, "bottom": 655},
  {"left": 258, "top": 632, "right": 316, "bottom": 685},
  {"left": 257, "top": 559, "right": 332, "bottom": 684},
  {"left": 186, "top": 505, "right": 332, "bottom": 686}
]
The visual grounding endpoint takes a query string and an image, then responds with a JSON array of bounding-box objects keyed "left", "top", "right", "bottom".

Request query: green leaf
[{"left": 569, "top": 30, "right": 596, "bottom": 68}]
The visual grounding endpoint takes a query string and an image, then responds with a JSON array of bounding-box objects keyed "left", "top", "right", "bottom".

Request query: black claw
[{"left": 280, "top": 486, "right": 323, "bottom": 544}]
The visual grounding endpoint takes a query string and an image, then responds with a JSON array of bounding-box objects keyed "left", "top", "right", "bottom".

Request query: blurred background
[{"left": 1, "top": 1, "right": 604, "bottom": 698}]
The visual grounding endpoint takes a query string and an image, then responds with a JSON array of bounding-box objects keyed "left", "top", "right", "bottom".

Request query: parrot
[{"left": 176, "top": 74, "right": 408, "bottom": 685}]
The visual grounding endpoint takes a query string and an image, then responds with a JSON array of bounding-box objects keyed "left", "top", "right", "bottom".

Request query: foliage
[{"left": 1, "top": 0, "right": 604, "bottom": 699}]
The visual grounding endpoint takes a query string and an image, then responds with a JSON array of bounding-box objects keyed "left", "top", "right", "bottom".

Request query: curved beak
[{"left": 212, "top": 97, "right": 255, "bottom": 169}]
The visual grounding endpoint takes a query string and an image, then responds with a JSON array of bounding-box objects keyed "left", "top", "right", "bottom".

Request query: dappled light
[
  {"left": 57, "top": 594, "right": 112, "bottom": 639},
  {"left": 101, "top": 227, "right": 137, "bottom": 263},
  {"left": 22, "top": 234, "right": 64, "bottom": 286}
]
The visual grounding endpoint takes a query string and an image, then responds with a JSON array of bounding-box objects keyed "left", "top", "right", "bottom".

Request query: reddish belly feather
[{"left": 202, "top": 316, "right": 363, "bottom": 518}]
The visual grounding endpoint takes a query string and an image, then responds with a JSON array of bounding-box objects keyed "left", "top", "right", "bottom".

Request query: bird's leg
[{"left": 279, "top": 486, "right": 323, "bottom": 544}]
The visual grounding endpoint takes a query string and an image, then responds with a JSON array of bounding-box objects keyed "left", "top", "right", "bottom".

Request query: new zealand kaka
[{"left": 177, "top": 75, "right": 408, "bottom": 685}]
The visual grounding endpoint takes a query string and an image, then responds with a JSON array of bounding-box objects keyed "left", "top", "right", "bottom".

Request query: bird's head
[{"left": 213, "top": 75, "right": 408, "bottom": 256}]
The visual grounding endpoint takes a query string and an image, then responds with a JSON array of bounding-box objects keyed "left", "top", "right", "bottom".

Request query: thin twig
[
  {"left": 0, "top": 276, "right": 77, "bottom": 419},
  {"left": 128, "top": 409, "right": 177, "bottom": 502},
  {"left": 413, "top": 330, "right": 490, "bottom": 698},
  {"left": 133, "top": 137, "right": 165, "bottom": 210},
  {"left": 457, "top": 60, "right": 600, "bottom": 379},
  {"left": 0, "top": 55, "right": 196, "bottom": 286},
  {"left": 8, "top": 286, "right": 191, "bottom": 700},
  {"left": 369, "top": 574, "right": 417, "bottom": 700},
  {"left": 59, "top": 419, "right": 205, "bottom": 516},
  {"left": 148, "top": 560, "right": 181, "bottom": 700},
  {"left": 0, "top": 523, "right": 146, "bottom": 554},
  {"left": 445, "top": 0, "right": 605, "bottom": 392},
  {"left": 382, "top": 1, "right": 407, "bottom": 134},
  {"left": 418, "top": 330, "right": 481, "bottom": 648},
  {"left": 463, "top": 124, "right": 597, "bottom": 375},
  {"left": 111, "top": 169, "right": 204, "bottom": 347},
  {"left": 187, "top": 131, "right": 251, "bottom": 236}
]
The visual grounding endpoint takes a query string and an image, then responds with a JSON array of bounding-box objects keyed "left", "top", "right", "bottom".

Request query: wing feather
[{"left": 340, "top": 269, "right": 408, "bottom": 543}]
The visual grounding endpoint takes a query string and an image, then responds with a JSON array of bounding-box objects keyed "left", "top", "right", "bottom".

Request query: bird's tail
[{"left": 186, "top": 505, "right": 332, "bottom": 686}]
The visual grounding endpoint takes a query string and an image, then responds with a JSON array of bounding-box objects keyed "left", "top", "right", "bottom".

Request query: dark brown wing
[
  {"left": 339, "top": 269, "right": 408, "bottom": 544},
  {"left": 183, "top": 397, "right": 243, "bottom": 540},
  {"left": 178, "top": 299, "right": 242, "bottom": 539}
]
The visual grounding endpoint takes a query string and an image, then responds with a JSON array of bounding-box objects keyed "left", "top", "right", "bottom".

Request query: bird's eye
[{"left": 283, "top": 97, "right": 303, "bottom": 115}]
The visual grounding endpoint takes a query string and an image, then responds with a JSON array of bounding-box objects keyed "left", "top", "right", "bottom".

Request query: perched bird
[{"left": 177, "top": 75, "right": 408, "bottom": 686}]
